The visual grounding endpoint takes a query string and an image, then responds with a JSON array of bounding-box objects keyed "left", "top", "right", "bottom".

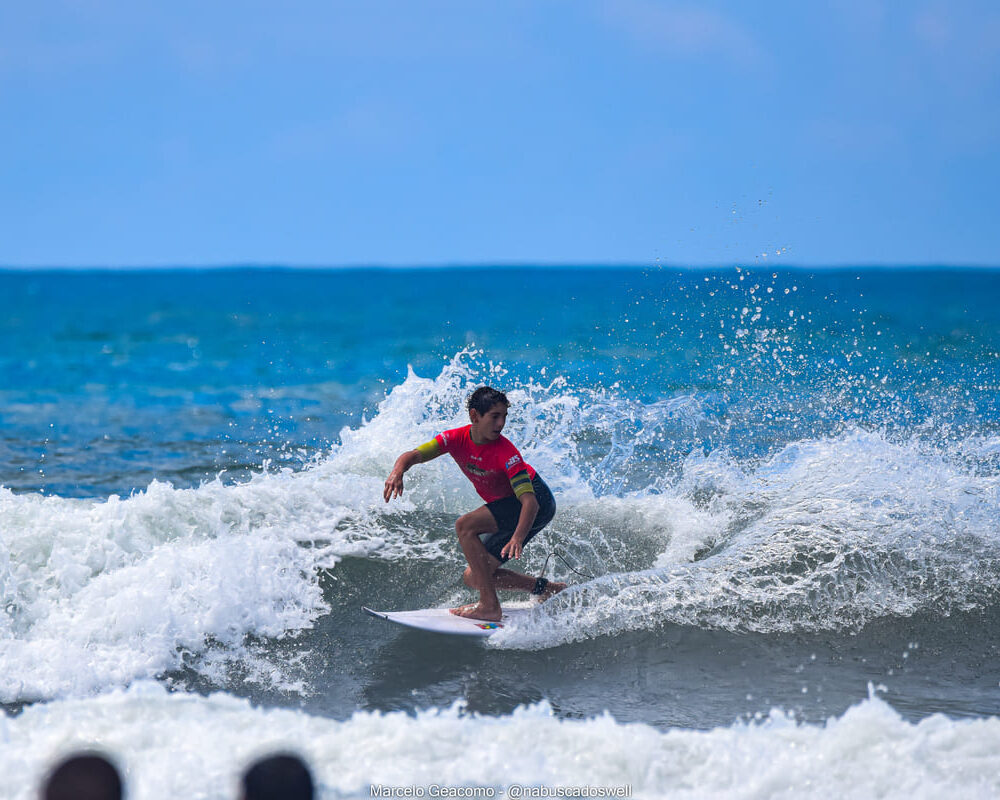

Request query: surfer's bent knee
[{"left": 455, "top": 516, "right": 473, "bottom": 538}]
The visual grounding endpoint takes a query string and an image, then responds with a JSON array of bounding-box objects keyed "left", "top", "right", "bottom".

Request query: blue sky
[{"left": 2, "top": 1, "right": 998, "bottom": 267}]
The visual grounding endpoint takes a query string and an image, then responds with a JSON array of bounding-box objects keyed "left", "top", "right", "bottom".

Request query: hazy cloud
[
  {"left": 268, "top": 102, "right": 424, "bottom": 162},
  {"left": 600, "top": 0, "right": 766, "bottom": 68},
  {"left": 801, "top": 118, "right": 903, "bottom": 159},
  {"left": 830, "top": 0, "right": 888, "bottom": 40}
]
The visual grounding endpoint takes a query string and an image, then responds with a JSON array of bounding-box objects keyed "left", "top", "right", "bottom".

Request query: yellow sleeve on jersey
[
  {"left": 510, "top": 469, "right": 535, "bottom": 498},
  {"left": 416, "top": 439, "right": 442, "bottom": 461}
]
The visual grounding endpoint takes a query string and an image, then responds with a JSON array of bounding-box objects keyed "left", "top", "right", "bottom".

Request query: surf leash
[{"left": 536, "top": 550, "right": 595, "bottom": 593}]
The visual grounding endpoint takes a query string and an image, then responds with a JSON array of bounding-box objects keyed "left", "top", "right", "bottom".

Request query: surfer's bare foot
[
  {"left": 450, "top": 603, "right": 502, "bottom": 622},
  {"left": 538, "top": 581, "right": 568, "bottom": 602}
]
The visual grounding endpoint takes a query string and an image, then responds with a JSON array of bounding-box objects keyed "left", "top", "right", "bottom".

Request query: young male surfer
[{"left": 383, "top": 386, "right": 566, "bottom": 621}]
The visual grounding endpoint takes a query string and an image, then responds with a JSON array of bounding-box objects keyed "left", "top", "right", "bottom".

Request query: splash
[{"left": 492, "top": 427, "right": 1000, "bottom": 648}]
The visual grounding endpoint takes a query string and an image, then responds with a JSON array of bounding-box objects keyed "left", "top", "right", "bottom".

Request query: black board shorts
[{"left": 481, "top": 475, "right": 556, "bottom": 563}]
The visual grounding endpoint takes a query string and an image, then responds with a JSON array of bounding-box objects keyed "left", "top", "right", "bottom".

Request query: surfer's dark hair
[{"left": 468, "top": 386, "right": 509, "bottom": 415}]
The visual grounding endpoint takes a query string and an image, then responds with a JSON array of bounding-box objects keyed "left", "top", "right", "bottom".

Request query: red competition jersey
[{"left": 428, "top": 425, "right": 536, "bottom": 503}]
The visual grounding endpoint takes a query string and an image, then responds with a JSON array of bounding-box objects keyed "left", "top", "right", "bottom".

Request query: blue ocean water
[{"left": 2, "top": 267, "right": 1000, "bottom": 798}]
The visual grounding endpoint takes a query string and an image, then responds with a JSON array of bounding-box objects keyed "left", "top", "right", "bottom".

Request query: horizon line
[{"left": 1, "top": 262, "right": 999, "bottom": 272}]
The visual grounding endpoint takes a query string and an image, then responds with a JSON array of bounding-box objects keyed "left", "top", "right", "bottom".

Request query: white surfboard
[{"left": 362, "top": 605, "right": 531, "bottom": 638}]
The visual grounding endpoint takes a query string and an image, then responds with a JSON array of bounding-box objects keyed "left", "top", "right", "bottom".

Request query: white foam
[
  {"left": 2, "top": 684, "right": 999, "bottom": 800},
  {"left": 493, "top": 427, "right": 1000, "bottom": 649},
  {"left": 0, "top": 459, "right": 439, "bottom": 701}
]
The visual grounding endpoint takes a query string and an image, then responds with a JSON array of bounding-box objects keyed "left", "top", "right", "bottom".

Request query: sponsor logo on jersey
[
  {"left": 464, "top": 463, "right": 488, "bottom": 477},
  {"left": 505, "top": 455, "right": 522, "bottom": 469}
]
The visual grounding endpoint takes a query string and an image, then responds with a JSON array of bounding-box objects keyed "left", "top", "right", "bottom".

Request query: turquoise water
[{"left": 2, "top": 266, "right": 1000, "bottom": 798}]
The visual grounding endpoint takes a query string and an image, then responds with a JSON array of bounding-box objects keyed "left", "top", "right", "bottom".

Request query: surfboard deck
[{"left": 362, "top": 605, "right": 531, "bottom": 637}]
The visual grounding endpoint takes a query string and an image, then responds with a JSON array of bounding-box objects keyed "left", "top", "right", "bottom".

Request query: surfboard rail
[{"left": 362, "top": 605, "right": 529, "bottom": 637}]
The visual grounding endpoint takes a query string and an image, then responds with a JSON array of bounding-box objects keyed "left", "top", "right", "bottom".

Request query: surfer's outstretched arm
[
  {"left": 383, "top": 441, "right": 442, "bottom": 502},
  {"left": 384, "top": 450, "right": 420, "bottom": 502}
]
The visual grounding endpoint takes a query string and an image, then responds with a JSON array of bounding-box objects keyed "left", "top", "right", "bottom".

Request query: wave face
[{"left": 2, "top": 684, "right": 1000, "bottom": 800}]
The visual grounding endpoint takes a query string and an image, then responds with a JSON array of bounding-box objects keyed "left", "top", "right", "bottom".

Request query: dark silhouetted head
[
  {"left": 241, "top": 753, "right": 314, "bottom": 800},
  {"left": 43, "top": 753, "right": 122, "bottom": 800}
]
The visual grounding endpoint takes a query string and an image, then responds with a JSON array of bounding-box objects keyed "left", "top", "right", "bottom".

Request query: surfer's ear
[{"left": 469, "top": 408, "right": 481, "bottom": 423}]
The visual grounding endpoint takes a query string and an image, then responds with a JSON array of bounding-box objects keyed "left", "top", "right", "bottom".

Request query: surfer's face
[{"left": 470, "top": 403, "right": 508, "bottom": 442}]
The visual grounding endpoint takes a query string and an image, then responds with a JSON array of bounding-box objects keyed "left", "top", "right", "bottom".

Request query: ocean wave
[{"left": 3, "top": 351, "right": 999, "bottom": 699}]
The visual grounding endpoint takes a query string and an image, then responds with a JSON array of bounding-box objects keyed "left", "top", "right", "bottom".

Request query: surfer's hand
[
  {"left": 501, "top": 534, "right": 524, "bottom": 561},
  {"left": 383, "top": 470, "right": 404, "bottom": 502}
]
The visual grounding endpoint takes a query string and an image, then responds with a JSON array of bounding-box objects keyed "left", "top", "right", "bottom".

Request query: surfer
[{"left": 383, "top": 386, "right": 566, "bottom": 621}]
